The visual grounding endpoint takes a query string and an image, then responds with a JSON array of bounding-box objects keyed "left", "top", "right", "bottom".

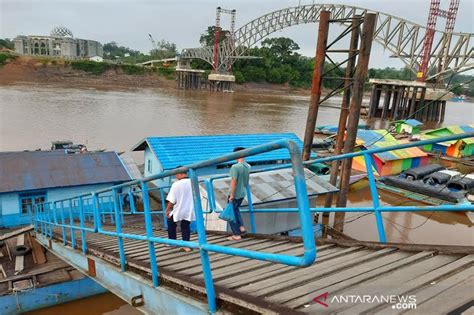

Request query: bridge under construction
[{"left": 180, "top": 3, "right": 473, "bottom": 81}]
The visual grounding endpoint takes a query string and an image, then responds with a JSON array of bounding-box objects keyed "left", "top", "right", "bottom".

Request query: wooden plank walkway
[{"left": 43, "top": 224, "right": 474, "bottom": 314}]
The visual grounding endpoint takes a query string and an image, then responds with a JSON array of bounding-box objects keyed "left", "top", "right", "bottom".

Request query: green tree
[
  {"left": 199, "top": 26, "right": 230, "bottom": 47},
  {"left": 103, "top": 41, "right": 141, "bottom": 60},
  {"left": 0, "top": 38, "right": 14, "bottom": 50},
  {"left": 234, "top": 71, "right": 245, "bottom": 84},
  {"left": 260, "top": 37, "right": 300, "bottom": 65},
  {"left": 150, "top": 39, "right": 177, "bottom": 59}
]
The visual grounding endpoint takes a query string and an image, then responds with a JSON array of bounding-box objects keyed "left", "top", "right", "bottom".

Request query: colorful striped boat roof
[
  {"left": 356, "top": 130, "right": 427, "bottom": 162},
  {"left": 422, "top": 125, "right": 474, "bottom": 145}
]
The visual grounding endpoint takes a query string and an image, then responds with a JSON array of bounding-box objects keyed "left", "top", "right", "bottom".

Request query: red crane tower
[
  {"left": 212, "top": 7, "right": 236, "bottom": 73},
  {"left": 417, "top": 0, "right": 460, "bottom": 81}
]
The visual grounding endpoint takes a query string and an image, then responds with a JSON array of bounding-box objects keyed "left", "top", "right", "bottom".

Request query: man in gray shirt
[{"left": 228, "top": 147, "right": 251, "bottom": 241}]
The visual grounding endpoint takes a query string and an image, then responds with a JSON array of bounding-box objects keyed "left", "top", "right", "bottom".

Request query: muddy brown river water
[{"left": 1, "top": 85, "right": 473, "bottom": 314}]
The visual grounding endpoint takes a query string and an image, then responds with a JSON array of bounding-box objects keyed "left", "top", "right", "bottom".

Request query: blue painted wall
[
  {"left": 144, "top": 145, "right": 168, "bottom": 188},
  {"left": 0, "top": 277, "right": 107, "bottom": 314},
  {"left": 0, "top": 183, "right": 117, "bottom": 228}
]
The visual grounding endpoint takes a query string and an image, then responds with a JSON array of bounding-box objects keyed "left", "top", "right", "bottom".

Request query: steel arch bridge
[{"left": 180, "top": 4, "right": 473, "bottom": 80}]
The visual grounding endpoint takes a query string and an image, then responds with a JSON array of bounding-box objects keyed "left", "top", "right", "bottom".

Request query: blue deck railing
[{"left": 32, "top": 132, "right": 474, "bottom": 313}]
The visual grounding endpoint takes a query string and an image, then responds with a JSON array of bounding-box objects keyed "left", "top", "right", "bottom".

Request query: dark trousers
[
  {"left": 229, "top": 198, "right": 244, "bottom": 236},
  {"left": 167, "top": 216, "right": 191, "bottom": 241}
]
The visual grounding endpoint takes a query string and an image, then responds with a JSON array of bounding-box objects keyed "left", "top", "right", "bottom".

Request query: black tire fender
[{"left": 12, "top": 245, "right": 32, "bottom": 256}]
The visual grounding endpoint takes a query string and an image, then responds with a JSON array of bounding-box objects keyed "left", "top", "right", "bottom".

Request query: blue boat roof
[
  {"left": 132, "top": 133, "right": 314, "bottom": 170},
  {"left": 317, "top": 123, "right": 367, "bottom": 134},
  {"left": 403, "top": 119, "right": 423, "bottom": 127},
  {"left": 0, "top": 151, "right": 131, "bottom": 194}
]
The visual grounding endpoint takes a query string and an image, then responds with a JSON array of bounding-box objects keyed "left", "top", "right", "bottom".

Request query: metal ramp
[
  {"left": 36, "top": 223, "right": 474, "bottom": 314},
  {"left": 32, "top": 134, "right": 474, "bottom": 314}
]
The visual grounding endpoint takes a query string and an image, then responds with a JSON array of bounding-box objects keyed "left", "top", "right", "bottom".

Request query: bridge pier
[
  {"left": 176, "top": 69, "right": 206, "bottom": 90},
  {"left": 367, "top": 79, "right": 449, "bottom": 123},
  {"left": 208, "top": 73, "right": 235, "bottom": 92}
]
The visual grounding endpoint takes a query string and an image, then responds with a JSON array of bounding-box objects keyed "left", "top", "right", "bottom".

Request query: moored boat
[{"left": 378, "top": 164, "right": 473, "bottom": 205}]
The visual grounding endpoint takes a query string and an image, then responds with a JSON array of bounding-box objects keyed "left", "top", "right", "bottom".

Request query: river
[{"left": 1, "top": 84, "right": 473, "bottom": 314}]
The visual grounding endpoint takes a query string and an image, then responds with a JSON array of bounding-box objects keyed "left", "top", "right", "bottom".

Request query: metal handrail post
[
  {"left": 79, "top": 197, "right": 87, "bottom": 253},
  {"left": 128, "top": 191, "right": 136, "bottom": 214},
  {"left": 27, "top": 205, "right": 33, "bottom": 225},
  {"left": 208, "top": 179, "right": 217, "bottom": 211},
  {"left": 38, "top": 205, "right": 43, "bottom": 234},
  {"left": 141, "top": 182, "right": 159, "bottom": 287},
  {"left": 51, "top": 202, "right": 58, "bottom": 237},
  {"left": 189, "top": 168, "right": 216, "bottom": 313},
  {"left": 159, "top": 188, "right": 168, "bottom": 229},
  {"left": 364, "top": 153, "right": 387, "bottom": 243},
  {"left": 119, "top": 193, "right": 125, "bottom": 225},
  {"left": 245, "top": 185, "right": 257, "bottom": 234},
  {"left": 92, "top": 194, "right": 101, "bottom": 232},
  {"left": 43, "top": 204, "right": 47, "bottom": 237},
  {"left": 52, "top": 202, "right": 58, "bottom": 225},
  {"left": 68, "top": 200, "right": 76, "bottom": 249},
  {"left": 288, "top": 141, "right": 316, "bottom": 263},
  {"left": 47, "top": 203, "right": 53, "bottom": 239},
  {"left": 44, "top": 203, "right": 48, "bottom": 237},
  {"left": 32, "top": 205, "right": 38, "bottom": 232},
  {"left": 60, "top": 201, "right": 67, "bottom": 245},
  {"left": 109, "top": 196, "right": 115, "bottom": 224},
  {"left": 113, "top": 188, "right": 126, "bottom": 271}
]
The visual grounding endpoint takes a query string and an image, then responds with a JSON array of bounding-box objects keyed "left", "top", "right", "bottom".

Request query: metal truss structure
[{"left": 180, "top": 4, "right": 473, "bottom": 80}]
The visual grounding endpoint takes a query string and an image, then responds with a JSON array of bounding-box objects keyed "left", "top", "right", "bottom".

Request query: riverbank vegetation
[
  {"left": 0, "top": 52, "right": 17, "bottom": 66},
  {"left": 103, "top": 40, "right": 177, "bottom": 64},
  {"left": 70, "top": 60, "right": 111, "bottom": 74},
  {"left": 1, "top": 34, "right": 472, "bottom": 95}
]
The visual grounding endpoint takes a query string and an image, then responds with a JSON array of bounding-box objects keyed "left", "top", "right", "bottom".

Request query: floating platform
[{"left": 39, "top": 223, "right": 474, "bottom": 314}]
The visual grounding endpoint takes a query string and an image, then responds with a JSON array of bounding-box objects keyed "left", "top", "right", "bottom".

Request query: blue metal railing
[
  {"left": 32, "top": 132, "right": 474, "bottom": 313},
  {"left": 34, "top": 139, "right": 315, "bottom": 313}
]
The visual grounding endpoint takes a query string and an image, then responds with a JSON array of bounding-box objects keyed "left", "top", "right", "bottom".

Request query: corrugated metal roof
[
  {"left": 132, "top": 133, "right": 315, "bottom": 170},
  {"left": 356, "top": 130, "right": 427, "bottom": 162},
  {"left": 0, "top": 151, "right": 131, "bottom": 194},
  {"left": 199, "top": 168, "right": 338, "bottom": 209},
  {"left": 119, "top": 154, "right": 142, "bottom": 180}
]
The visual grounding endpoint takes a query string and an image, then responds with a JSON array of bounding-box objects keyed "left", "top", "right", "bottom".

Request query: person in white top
[{"left": 165, "top": 168, "right": 195, "bottom": 252}]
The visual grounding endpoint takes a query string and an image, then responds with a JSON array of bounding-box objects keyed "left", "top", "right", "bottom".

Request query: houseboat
[
  {"left": 421, "top": 125, "right": 474, "bottom": 158},
  {"left": 0, "top": 149, "right": 132, "bottom": 313},
  {"left": 132, "top": 133, "right": 340, "bottom": 235},
  {"left": 351, "top": 129, "right": 429, "bottom": 176}
]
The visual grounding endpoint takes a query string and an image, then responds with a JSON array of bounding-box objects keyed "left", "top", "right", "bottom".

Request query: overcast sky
[{"left": 1, "top": 0, "right": 473, "bottom": 69}]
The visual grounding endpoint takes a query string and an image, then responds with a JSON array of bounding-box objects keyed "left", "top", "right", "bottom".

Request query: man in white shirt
[{"left": 165, "top": 168, "right": 195, "bottom": 252}]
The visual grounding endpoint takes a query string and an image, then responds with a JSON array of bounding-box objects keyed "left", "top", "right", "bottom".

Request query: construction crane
[
  {"left": 212, "top": 7, "right": 236, "bottom": 72},
  {"left": 148, "top": 33, "right": 157, "bottom": 51},
  {"left": 148, "top": 33, "right": 171, "bottom": 67},
  {"left": 417, "top": 0, "right": 460, "bottom": 81}
]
